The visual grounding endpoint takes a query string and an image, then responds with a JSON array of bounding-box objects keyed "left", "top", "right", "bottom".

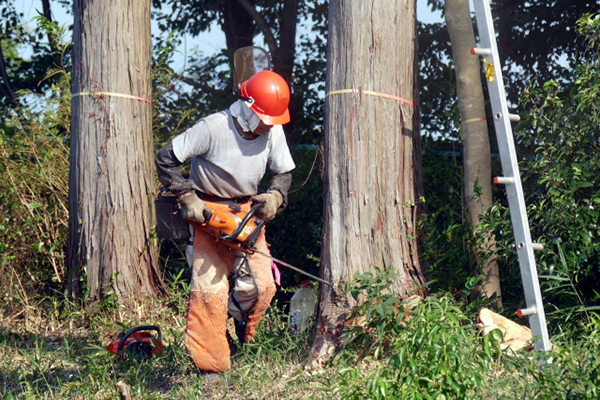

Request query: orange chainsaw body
[{"left": 188, "top": 200, "right": 264, "bottom": 251}]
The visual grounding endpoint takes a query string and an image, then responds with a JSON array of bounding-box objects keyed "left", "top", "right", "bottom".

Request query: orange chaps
[{"left": 185, "top": 222, "right": 276, "bottom": 372}]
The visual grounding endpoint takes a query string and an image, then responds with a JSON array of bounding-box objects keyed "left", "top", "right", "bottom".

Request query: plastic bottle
[{"left": 289, "top": 281, "right": 317, "bottom": 334}]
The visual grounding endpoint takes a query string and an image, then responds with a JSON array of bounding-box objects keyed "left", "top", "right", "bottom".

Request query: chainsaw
[
  {"left": 108, "top": 325, "right": 163, "bottom": 358},
  {"left": 187, "top": 200, "right": 332, "bottom": 286}
]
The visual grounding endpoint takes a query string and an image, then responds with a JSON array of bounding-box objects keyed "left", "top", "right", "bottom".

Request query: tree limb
[
  {"left": 235, "top": 0, "right": 278, "bottom": 56},
  {"left": 41, "top": 0, "right": 58, "bottom": 51},
  {"left": 0, "top": 41, "right": 16, "bottom": 106},
  {"left": 173, "top": 73, "right": 221, "bottom": 95}
]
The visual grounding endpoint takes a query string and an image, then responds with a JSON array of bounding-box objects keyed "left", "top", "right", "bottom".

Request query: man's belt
[{"left": 195, "top": 191, "right": 251, "bottom": 207}]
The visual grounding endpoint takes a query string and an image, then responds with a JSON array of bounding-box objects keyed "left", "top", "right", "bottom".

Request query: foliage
[
  {"left": 419, "top": 0, "right": 600, "bottom": 139},
  {"left": 0, "top": 0, "right": 70, "bottom": 111},
  {"left": 418, "top": 138, "right": 471, "bottom": 293},
  {"left": 151, "top": 33, "right": 232, "bottom": 145},
  {"left": 341, "top": 267, "right": 406, "bottom": 356},
  {"left": 266, "top": 146, "right": 323, "bottom": 289},
  {"left": 418, "top": 136, "right": 502, "bottom": 302},
  {"left": 418, "top": 20, "right": 456, "bottom": 140},
  {"left": 491, "top": 0, "right": 600, "bottom": 105},
  {"left": 325, "top": 269, "right": 600, "bottom": 400},
  {"left": 0, "top": 84, "right": 70, "bottom": 316},
  {"left": 333, "top": 269, "right": 496, "bottom": 399},
  {"left": 482, "top": 13, "right": 600, "bottom": 327},
  {"left": 0, "top": 282, "right": 326, "bottom": 400},
  {"left": 2, "top": 267, "right": 600, "bottom": 399},
  {"left": 476, "top": 202, "right": 526, "bottom": 309},
  {"left": 285, "top": 0, "right": 328, "bottom": 145},
  {"left": 0, "top": 14, "right": 72, "bottom": 315}
]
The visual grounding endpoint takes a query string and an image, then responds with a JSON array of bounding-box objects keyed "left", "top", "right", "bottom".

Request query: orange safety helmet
[{"left": 240, "top": 70, "right": 290, "bottom": 125}]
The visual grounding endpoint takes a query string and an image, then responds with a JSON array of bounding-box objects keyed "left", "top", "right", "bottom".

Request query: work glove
[
  {"left": 178, "top": 192, "right": 210, "bottom": 224},
  {"left": 251, "top": 190, "right": 283, "bottom": 221}
]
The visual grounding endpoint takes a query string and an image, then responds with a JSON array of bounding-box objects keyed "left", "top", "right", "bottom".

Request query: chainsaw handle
[
  {"left": 219, "top": 204, "right": 263, "bottom": 242},
  {"left": 202, "top": 208, "right": 213, "bottom": 222},
  {"left": 117, "top": 325, "right": 162, "bottom": 353}
]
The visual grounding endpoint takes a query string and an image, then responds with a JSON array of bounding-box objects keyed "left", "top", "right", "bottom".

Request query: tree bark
[
  {"left": 274, "top": 0, "right": 299, "bottom": 83},
  {"left": 68, "top": 0, "right": 164, "bottom": 301},
  {"left": 40, "top": 0, "right": 57, "bottom": 51},
  {"left": 311, "top": 0, "right": 425, "bottom": 363},
  {"left": 222, "top": 0, "right": 256, "bottom": 53},
  {"left": 231, "top": 0, "right": 300, "bottom": 129},
  {"left": 445, "top": 0, "right": 501, "bottom": 305},
  {"left": 0, "top": 41, "right": 16, "bottom": 106},
  {"left": 235, "top": 0, "right": 276, "bottom": 56}
]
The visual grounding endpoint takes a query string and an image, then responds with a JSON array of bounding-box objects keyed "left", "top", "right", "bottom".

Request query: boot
[
  {"left": 226, "top": 329, "right": 238, "bottom": 355},
  {"left": 235, "top": 317, "right": 247, "bottom": 345}
]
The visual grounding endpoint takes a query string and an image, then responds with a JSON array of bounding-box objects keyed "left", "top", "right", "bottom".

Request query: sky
[{"left": 18, "top": 0, "right": 446, "bottom": 72}]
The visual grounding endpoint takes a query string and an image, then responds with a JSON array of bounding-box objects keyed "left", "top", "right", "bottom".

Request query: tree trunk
[
  {"left": 221, "top": 0, "right": 256, "bottom": 53},
  {"left": 40, "top": 0, "right": 57, "bottom": 51},
  {"left": 0, "top": 41, "right": 16, "bottom": 105},
  {"left": 233, "top": 0, "right": 299, "bottom": 131},
  {"left": 273, "top": 0, "right": 299, "bottom": 83},
  {"left": 68, "top": 0, "right": 164, "bottom": 301},
  {"left": 311, "top": 0, "right": 425, "bottom": 363},
  {"left": 445, "top": 0, "right": 501, "bottom": 305}
]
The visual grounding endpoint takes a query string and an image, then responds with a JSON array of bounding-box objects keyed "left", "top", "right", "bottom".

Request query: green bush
[
  {"left": 0, "top": 89, "right": 70, "bottom": 314},
  {"left": 266, "top": 146, "right": 324, "bottom": 284},
  {"left": 0, "top": 14, "right": 71, "bottom": 314},
  {"left": 419, "top": 138, "right": 472, "bottom": 295},
  {"left": 329, "top": 268, "right": 600, "bottom": 400},
  {"left": 331, "top": 269, "right": 496, "bottom": 400},
  {"left": 483, "top": 13, "right": 600, "bottom": 326}
]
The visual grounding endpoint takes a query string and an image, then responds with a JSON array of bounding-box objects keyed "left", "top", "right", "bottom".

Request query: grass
[
  {"left": 0, "top": 289, "right": 329, "bottom": 400},
  {"left": 0, "top": 277, "right": 599, "bottom": 399}
]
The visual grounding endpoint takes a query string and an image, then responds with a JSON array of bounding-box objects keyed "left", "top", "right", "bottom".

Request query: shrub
[
  {"left": 332, "top": 269, "right": 496, "bottom": 400},
  {"left": 483, "top": 13, "right": 600, "bottom": 326},
  {"left": 0, "top": 89, "right": 70, "bottom": 315}
]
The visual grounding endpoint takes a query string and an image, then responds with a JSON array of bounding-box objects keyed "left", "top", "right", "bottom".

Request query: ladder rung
[
  {"left": 509, "top": 113, "right": 521, "bottom": 122},
  {"left": 532, "top": 243, "right": 544, "bottom": 251},
  {"left": 517, "top": 307, "right": 537, "bottom": 317},
  {"left": 493, "top": 177, "right": 514, "bottom": 185},
  {"left": 471, "top": 47, "right": 492, "bottom": 56},
  {"left": 510, "top": 242, "right": 544, "bottom": 251}
]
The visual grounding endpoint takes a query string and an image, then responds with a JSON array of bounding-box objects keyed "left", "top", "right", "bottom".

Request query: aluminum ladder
[{"left": 471, "top": 0, "right": 551, "bottom": 351}]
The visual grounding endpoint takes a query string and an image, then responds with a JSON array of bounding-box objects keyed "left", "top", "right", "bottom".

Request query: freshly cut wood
[{"left": 477, "top": 307, "right": 551, "bottom": 352}]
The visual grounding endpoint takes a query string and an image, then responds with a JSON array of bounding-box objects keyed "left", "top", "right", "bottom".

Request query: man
[{"left": 155, "top": 70, "right": 295, "bottom": 372}]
